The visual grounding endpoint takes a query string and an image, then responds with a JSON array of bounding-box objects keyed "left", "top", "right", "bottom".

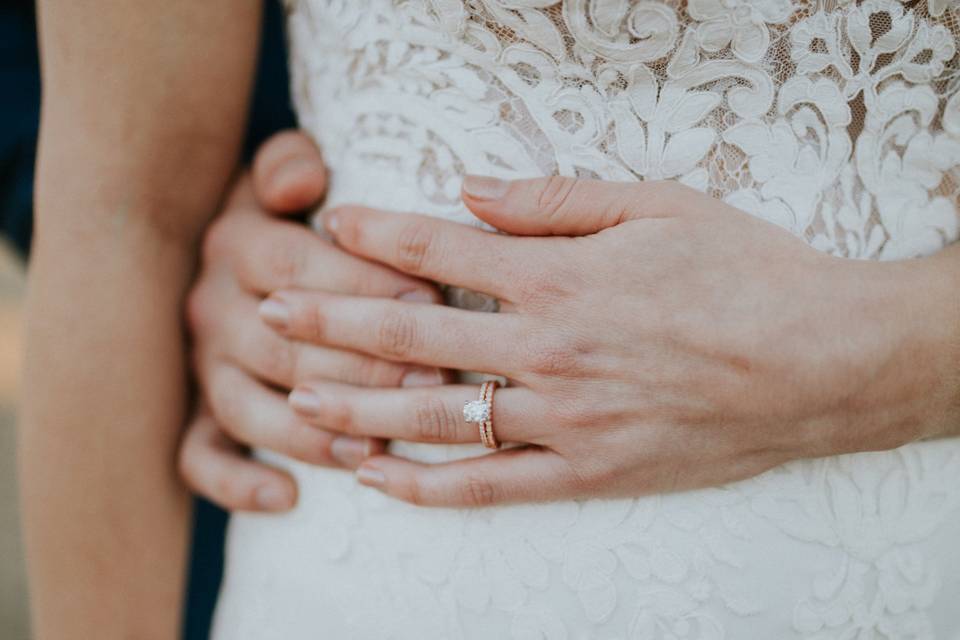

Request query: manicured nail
[
  {"left": 398, "top": 289, "right": 435, "bottom": 303},
  {"left": 289, "top": 388, "right": 322, "bottom": 415},
  {"left": 462, "top": 175, "right": 509, "bottom": 201},
  {"left": 356, "top": 465, "right": 386, "bottom": 489},
  {"left": 259, "top": 298, "right": 290, "bottom": 331},
  {"left": 255, "top": 484, "right": 294, "bottom": 511},
  {"left": 330, "top": 436, "right": 366, "bottom": 468},
  {"left": 324, "top": 211, "right": 339, "bottom": 234},
  {"left": 402, "top": 367, "right": 444, "bottom": 387}
]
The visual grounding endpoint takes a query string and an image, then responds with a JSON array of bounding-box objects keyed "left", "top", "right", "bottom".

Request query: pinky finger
[
  {"left": 354, "top": 447, "right": 575, "bottom": 508},
  {"left": 179, "top": 408, "right": 298, "bottom": 513}
]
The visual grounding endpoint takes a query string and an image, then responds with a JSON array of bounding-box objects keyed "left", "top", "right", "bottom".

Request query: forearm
[
  {"left": 21, "top": 236, "right": 196, "bottom": 639},
  {"left": 21, "top": 2, "right": 261, "bottom": 638}
]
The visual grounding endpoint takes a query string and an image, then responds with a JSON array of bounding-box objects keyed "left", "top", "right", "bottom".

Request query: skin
[
  {"left": 254, "top": 174, "right": 960, "bottom": 508},
  {"left": 22, "top": 2, "right": 260, "bottom": 637},
  {"left": 180, "top": 132, "right": 447, "bottom": 512}
]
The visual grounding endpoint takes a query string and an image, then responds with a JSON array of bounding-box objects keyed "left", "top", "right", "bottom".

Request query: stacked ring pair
[{"left": 462, "top": 380, "right": 500, "bottom": 450}]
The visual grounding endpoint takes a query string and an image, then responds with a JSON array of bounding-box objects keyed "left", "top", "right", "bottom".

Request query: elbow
[{"left": 33, "top": 125, "right": 242, "bottom": 248}]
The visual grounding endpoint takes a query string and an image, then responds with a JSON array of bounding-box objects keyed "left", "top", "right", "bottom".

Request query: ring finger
[
  {"left": 204, "top": 363, "right": 383, "bottom": 467},
  {"left": 218, "top": 294, "right": 439, "bottom": 389},
  {"left": 178, "top": 406, "right": 298, "bottom": 512},
  {"left": 288, "top": 381, "right": 549, "bottom": 445}
]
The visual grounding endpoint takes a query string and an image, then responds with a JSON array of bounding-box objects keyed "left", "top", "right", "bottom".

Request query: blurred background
[
  {"left": 1, "top": 1, "right": 37, "bottom": 637},
  {"left": 0, "top": 242, "right": 28, "bottom": 639}
]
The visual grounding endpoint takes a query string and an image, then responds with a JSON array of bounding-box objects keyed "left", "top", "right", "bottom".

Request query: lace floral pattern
[
  {"left": 288, "top": 0, "right": 960, "bottom": 258},
  {"left": 212, "top": 2, "right": 960, "bottom": 639}
]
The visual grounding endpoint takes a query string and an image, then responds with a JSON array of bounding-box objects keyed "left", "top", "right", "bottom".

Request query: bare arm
[{"left": 20, "top": 2, "right": 261, "bottom": 638}]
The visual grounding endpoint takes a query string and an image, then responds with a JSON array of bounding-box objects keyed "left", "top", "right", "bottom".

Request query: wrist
[
  {"left": 840, "top": 250, "right": 960, "bottom": 448},
  {"left": 910, "top": 246, "right": 960, "bottom": 438}
]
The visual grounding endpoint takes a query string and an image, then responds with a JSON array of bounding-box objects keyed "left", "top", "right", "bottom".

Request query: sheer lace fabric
[{"left": 212, "top": 2, "right": 960, "bottom": 638}]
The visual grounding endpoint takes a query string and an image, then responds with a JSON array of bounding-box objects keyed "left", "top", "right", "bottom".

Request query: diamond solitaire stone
[{"left": 463, "top": 400, "right": 491, "bottom": 423}]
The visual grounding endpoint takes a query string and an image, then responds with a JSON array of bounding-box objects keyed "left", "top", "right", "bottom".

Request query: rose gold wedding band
[{"left": 462, "top": 380, "right": 501, "bottom": 450}]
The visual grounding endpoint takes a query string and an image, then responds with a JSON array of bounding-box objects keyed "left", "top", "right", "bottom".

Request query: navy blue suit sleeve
[
  {"left": 0, "top": 2, "right": 39, "bottom": 256},
  {"left": 182, "top": 3, "right": 297, "bottom": 639}
]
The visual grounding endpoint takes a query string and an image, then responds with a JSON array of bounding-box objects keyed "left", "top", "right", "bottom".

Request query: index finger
[
  {"left": 203, "top": 197, "right": 439, "bottom": 300},
  {"left": 321, "top": 206, "right": 552, "bottom": 301}
]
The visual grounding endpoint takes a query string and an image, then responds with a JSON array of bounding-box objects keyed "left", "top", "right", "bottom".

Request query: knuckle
[
  {"left": 176, "top": 437, "right": 199, "bottom": 486},
  {"left": 214, "top": 401, "right": 245, "bottom": 441},
  {"left": 377, "top": 310, "right": 419, "bottom": 359},
  {"left": 396, "top": 221, "right": 438, "bottom": 275},
  {"left": 200, "top": 217, "right": 232, "bottom": 265},
  {"left": 413, "top": 397, "right": 459, "bottom": 442},
  {"left": 518, "top": 267, "right": 575, "bottom": 307},
  {"left": 257, "top": 341, "right": 298, "bottom": 385},
  {"left": 344, "top": 356, "right": 379, "bottom": 387},
  {"left": 352, "top": 357, "right": 406, "bottom": 387},
  {"left": 346, "top": 268, "right": 378, "bottom": 297},
  {"left": 291, "top": 424, "right": 334, "bottom": 465},
  {"left": 211, "top": 473, "right": 247, "bottom": 508},
  {"left": 206, "top": 378, "right": 237, "bottom": 427},
  {"left": 319, "top": 398, "right": 355, "bottom": 435},
  {"left": 565, "top": 457, "right": 614, "bottom": 495},
  {"left": 523, "top": 330, "right": 588, "bottom": 378},
  {"left": 461, "top": 474, "right": 497, "bottom": 507},
  {"left": 185, "top": 284, "right": 212, "bottom": 334},
  {"left": 535, "top": 176, "right": 578, "bottom": 219},
  {"left": 264, "top": 240, "right": 306, "bottom": 288},
  {"left": 401, "top": 477, "right": 426, "bottom": 507},
  {"left": 297, "top": 300, "right": 327, "bottom": 343}
]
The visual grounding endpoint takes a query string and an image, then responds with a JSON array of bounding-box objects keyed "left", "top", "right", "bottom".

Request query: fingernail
[
  {"left": 398, "top": 289, "right": 435, "bottom": 303},
  {"left": 255, "top": 485, "right": 294, "bottom": 511},
  {"left": 289, "top": 388, "right": 322, "bottom": 415},
  {"left": 273, "top": 157, "right": 325, "bottom": 195},
  {"left": 259, "top": 298, "right": 290, "bottom": 331},
  {"left": 330, "top": 436, "right": 366, "bottom": 468},
  {"left": 402, "top": 367, "right": 443, "bottom": 387},
  {"left": 356, "top": 465, "right": 386, "bottom": 489},
  {"left": 463, "top": 175, "right": 509, "bottom": 201},
  {"left": 324, "top": 212, "right": 339, "bottom": 234}
]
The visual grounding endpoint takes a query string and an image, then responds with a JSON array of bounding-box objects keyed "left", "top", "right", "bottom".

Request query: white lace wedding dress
[{"left": 212, "top": 1, "right": 960, "bottom": 638}]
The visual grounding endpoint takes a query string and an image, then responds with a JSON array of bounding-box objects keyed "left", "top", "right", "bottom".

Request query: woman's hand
[
  {"left": 261, "top": 176, "right": 960, "bottom": 507},
  {"left": 179, "top": 132, "right": 444, "bottom": 512}
]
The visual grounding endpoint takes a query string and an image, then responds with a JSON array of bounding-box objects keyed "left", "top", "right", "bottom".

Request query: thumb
[
  {"left": 461, "top": 175, "right": 687, "bottom": 236},
  {"left": 252, "top": 131, "right": 328, "bottom": 215}
]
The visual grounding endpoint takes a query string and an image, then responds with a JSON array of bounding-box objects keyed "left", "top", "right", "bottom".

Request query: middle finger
[
  {"left": 225, "top": 206, "right": 437, "bottom": 299},
  {"left": 215, "top": 294, "right": 431, "bottom": 389},
  {"left": 262, "top": 290, "right": 529, "bottom": 375}
]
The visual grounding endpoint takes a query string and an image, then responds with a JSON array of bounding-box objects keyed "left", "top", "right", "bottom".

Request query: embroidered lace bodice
[{"left": 212, "top": 2, "right": 960, "bottom": 638}]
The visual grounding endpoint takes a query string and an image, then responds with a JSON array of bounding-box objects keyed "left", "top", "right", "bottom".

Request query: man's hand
[{"left": 178, "top": 132, "right": 443, "bottom": 512}]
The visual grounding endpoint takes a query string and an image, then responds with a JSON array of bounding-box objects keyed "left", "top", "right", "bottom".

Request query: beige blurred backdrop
[{"left": 0, "top": 239, "right": 29, "bottom": 639}]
